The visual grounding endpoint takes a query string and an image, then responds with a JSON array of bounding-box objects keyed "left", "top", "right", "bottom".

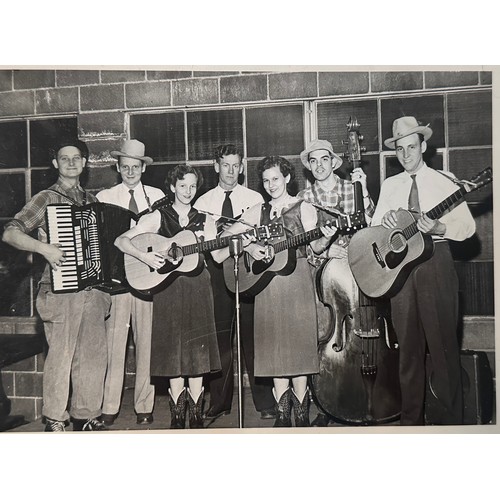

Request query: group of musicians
[{"left": 1, "top": 114, "right": 476, "bottom": 431}]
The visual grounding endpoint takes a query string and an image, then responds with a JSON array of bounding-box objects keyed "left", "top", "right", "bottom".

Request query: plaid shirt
[
  {"left": 297, "top": 174, "right": 375, "bottom": 266},
  {"left": 5, "top": 179, "right": 93, "bottom": 239},
  {"left": 4, "top": 179, "right": 95, "bottom": 282}
]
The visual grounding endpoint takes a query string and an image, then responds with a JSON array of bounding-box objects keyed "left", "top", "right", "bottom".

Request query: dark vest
[
  {"left": 158, "top": 204, "right": 207, "bottom": 238},
  {"left": 260, "top": 200, "right": 307, "bottom": 258}
]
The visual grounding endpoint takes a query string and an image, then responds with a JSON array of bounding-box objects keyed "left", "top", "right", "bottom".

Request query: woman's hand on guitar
[
  {"left": 326, "top": 243, "right": 348, "bottom": 259},
  {"left": 381, "top": 210, "right": 398, "bottom": 229},
  {"left": 245, "top": 242, "right": 268, "bottom": 261},
  {"left": 141, "top": 251, "right": 166, "bottom": 270},
  {"left": 320, "top": 224, "right": 338, "bottom": 240}
]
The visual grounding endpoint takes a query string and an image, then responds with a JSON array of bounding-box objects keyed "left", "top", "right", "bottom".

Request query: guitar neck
[
  {"left": 403, "top": 185, "right": 467, "bottom": 239},
  {"left": 180, "top": 232, "right": 248, "bottom": 256},
  {"left": 272, "top": 226, "right": 325, "bottom": 253}
]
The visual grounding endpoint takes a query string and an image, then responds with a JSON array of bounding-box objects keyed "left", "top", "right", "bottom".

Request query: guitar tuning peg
[{"left": 360, "top": 146, "right": 367, "bottom": 152}]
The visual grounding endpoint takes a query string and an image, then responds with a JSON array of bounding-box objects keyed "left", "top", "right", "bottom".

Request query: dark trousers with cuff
[{"left": 205, "top": 258, "right": 275, "bottom": 413}]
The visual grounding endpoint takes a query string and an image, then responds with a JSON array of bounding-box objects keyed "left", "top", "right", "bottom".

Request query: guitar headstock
[
  {"left": 466, "top": 168, "right": 492, "bottom": 193},
  {"left": 324, "top": 211, "right": 367, "bottom": 232},
  {"left": 253, "top": 222, "right": 284, "bottom": 241}
]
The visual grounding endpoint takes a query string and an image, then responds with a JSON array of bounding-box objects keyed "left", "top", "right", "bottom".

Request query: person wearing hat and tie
[
  {"left": 371, "top": 116, "right": 476, "bottom": 425},
  {"left": 96, "top": 139, "right": 165, "bottom": 426},
  {"left": 297, "top": 138, "right": 375, "bottom": 426}
]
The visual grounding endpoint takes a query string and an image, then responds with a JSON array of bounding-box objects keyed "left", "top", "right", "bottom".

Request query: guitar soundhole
[{"left": 389, "top": 232, "right": 407, "bottom": 253}]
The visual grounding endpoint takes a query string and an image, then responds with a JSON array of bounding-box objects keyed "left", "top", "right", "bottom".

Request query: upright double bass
[{"left": 311, "top": 118, "right": 401, "bottom": 424}]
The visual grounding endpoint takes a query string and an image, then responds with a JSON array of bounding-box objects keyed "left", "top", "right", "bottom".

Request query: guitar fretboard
[
  {"left": 402, "top": 185, "right": 467, "bottom": 240},
  {"left": 272, "top": 226, "right": 325, "bottom": 253}
]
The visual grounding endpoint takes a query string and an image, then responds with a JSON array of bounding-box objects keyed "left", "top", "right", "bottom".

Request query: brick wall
[
  {"left": 0, "top": 68, "right": 494, "bottom": 420},
  {"left": 0, "top": 318, "right": 43, "bottom": 422}
]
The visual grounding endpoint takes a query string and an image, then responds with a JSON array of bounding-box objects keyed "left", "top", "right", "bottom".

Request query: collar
[
  {"left": 121, "top": 181, "right": 143, "bottom": 194},
  {"left": 404, "top": 163, "right": 429, "bottom": 180},
  {"left": 215, "top": 184, "right": 240, "bottom": 195},
  {"left": 56, "top": 178, "right": 83, "bottom": 193},
  {"left": 312, "top": 173, "right": 341, "bottom": 197}
]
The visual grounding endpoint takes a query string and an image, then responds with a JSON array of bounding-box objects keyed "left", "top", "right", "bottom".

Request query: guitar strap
[{"left": 435, "top": 169, "right": 477, "bottom": 189}]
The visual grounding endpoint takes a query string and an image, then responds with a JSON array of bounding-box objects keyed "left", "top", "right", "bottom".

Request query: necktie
[
  {"left": 217, "top": 191, "right": 233, "bottom": 232},
  {"left": 129, "top": 189, "right": 138, "bottom": 214},
  {"left": 408, "top": 174, "right": 420, "bottom": 214}
]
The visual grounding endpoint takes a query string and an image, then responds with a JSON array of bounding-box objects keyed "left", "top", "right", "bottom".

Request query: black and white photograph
[
  {"left": 0, "top": 66, "right": 495, "bottom": 434},
  {"left": 1, "top": 0, "right": 499, "bottom": 495}
]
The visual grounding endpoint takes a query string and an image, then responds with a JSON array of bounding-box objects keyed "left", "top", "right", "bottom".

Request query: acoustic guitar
[
  {"left": 348, "top": 168, "right": 492, "bottom": 298},
  {"left": 124, "top": 223, "right": 283, "bottom": 294},
  {"left": 223, "top": 210, "right": 365, "bottom": 296}
]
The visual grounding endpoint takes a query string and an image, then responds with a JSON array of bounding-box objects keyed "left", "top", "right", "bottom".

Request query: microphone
[{"left": 229, "top": 235, "right": 243, "bottom": 258}]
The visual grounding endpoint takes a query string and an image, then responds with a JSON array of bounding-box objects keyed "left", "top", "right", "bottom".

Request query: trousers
[
  {"left": 205, "top": 258, "right": 275, "bottom": 412},
  {"left": 102, "top": 292, "right": 155, "bottom": 415},
  {"left": 36, "top": 284, "right": 111, "bottom": 421},
  {"left": 391, "top": 242, "right": 463, "bottom": 425}
]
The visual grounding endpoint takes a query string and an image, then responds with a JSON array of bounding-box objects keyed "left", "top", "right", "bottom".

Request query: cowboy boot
[
  {"left": 187, "top": 388, "right": 205, "bottom": 429},
  {"left": 291, "top": 387, "right": 310, "bottom": 427},
  {"left": 273, "top": 387, "right": 292, "bottom": 428},
  {"left": 168, "top": 388, "right": 187, "bottom": 429}
]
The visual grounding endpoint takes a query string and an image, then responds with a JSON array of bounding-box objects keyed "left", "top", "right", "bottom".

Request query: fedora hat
[
  {"left": 111, "top": 139, "right": 153, "bottom": 165},
  {"left": 384, "top": 116, "right": 433, "bottom": 149},
  {"left": 300, "top": 139, "right": 343, "bottom": 169}
]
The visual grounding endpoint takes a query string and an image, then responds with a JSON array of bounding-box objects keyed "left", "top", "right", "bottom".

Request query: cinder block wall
[{"left": 0, "top": 68, "right": 494, "bottom": 421}]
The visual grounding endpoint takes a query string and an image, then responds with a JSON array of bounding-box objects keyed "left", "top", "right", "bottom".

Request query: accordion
[{"left": 46, "top": 202, "right": 135, "bottom": 294}]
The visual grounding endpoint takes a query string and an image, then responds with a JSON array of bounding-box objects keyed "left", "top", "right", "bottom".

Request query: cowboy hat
[
  {"left": 384, "top": 116, "right": 433, "bottom": 149},
  {"left": 300, "top": 139, "right": 343, "bottom": 169},
  {"left": 111, "top": 139, "right": 153, "bottom": 165}
]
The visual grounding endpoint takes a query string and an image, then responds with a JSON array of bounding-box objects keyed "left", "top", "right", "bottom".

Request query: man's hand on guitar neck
[
  {"left": 417, "top": 213, "right": 446, "bottom": 236},
  {"left": 381, "top": 210, "right": 446, "bottom": 236}
]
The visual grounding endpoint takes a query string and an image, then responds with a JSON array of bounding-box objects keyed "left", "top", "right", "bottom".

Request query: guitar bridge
[{"left": 372, "top": 243, "right": 386, "bottom": 269}]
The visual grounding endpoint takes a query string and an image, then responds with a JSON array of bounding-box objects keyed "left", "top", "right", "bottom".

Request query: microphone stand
[{"left": 230, "top": 235, "right": 244, "bottom": 429}]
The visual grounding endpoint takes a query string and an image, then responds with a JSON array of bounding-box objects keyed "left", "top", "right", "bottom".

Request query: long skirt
[
  {"left": 150, "top": 267, "right": 221, "bottom": 377},
  {"left": 254, "top": 258, "right": 319, "bottom": 377}
]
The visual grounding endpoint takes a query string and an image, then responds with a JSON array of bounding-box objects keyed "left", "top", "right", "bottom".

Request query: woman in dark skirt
[
  {"left": 224, "top": 156, "right": 337, "bottom": 427},
  {"left": 115, "top": 165, "right": 220, "bottom": 429}
]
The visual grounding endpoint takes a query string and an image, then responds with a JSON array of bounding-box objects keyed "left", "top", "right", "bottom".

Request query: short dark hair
[
  {"left": 257, "top": 155, "right": 295, "bottom": 182},
  {"left": 166, "top": 164, "right": 204, "bottom": 190},
  {"left": 51, "top": 138, "right": 89, "bottom": 160},
  {"left": 214, "top": 144, "right": 243, "bottom": 164}
]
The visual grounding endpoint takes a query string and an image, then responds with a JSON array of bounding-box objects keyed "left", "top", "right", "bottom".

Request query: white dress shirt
[
  {"left": 371, "top": 164, "right": 476, "bottom": 241},
  {"left": 194, "top": 184, "right": 264, "bottom": 224},
  {"left": 96, "top": 182, "right": 165, "bottom": 227}
]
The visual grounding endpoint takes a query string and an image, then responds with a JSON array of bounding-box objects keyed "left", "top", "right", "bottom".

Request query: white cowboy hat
[
  {"left": 111, "top": 139, "right": 153, "bottom": 165},
  {"left": 384, "top": 116, "right": 433, "bottom": 149}
]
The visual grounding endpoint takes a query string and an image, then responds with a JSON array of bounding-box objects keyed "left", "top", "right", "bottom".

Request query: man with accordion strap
[{"left": 2, "top": 139, "right": 110, "bottom": 432}]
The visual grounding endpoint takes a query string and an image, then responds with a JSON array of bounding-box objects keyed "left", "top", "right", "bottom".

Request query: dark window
[
  {"left": 381, "top": 95, "right": 445, "bottom": 150},
  {"left": 130, "top": 112, "right": 185, "bottom": 162},
  {"left": 317, "top": 100, "right": 379, "bottom": 153},
  {"left": 246, "top": 105, "right": 304, "bottom": 157},
  {"left": 30, "top": 118, "right": 78, "bottom": 167},
  {"left": 448, "top": 91, "right": 492, "bottom": 147},
  {"left": 0, "top": 121, "right": 28, "bottom": 168},
  {"left": 187, "top": 109, "right": 243, "bottom": 161}
]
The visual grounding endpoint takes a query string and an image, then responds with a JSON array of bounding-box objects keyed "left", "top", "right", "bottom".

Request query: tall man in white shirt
[
  {"left": 194, "top": 144, "right": 276, "bottom": 421},
  {"left": 371, "top": 117, "right": 476, "bottom": 425},
  {"left": 97, "top": 139, "right": 165, "bottom": 426}
]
